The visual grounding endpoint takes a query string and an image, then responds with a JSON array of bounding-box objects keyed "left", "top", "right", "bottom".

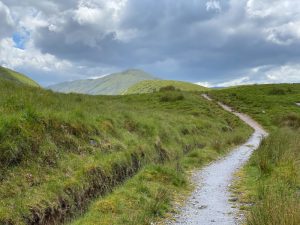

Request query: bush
[
  {"left": 159, "top": 85, "right": 177, "bottom": 92},
  {"left": 278, "top": 113, "right": 300, "bottom": 129},
  {"left": 160, "top": 93, "right": 184, "bottom": 102},
  {"left": 268, "top": 88, "right": 286, "bottom": 95}
]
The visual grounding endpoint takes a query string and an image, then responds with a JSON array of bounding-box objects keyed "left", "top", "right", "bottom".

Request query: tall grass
[
  {"left": 211, "top": 83, "right": 300, "bottom": 225},
  {"left": 246, "top": 129, "right": 300, "bottom": 225},
  {"left": 0, "top": 78, "right": 252, "bottom": 225}
]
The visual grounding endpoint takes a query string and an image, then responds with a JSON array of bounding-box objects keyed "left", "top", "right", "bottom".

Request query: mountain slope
[
  {"left": 0, "top": 66, "right": 39, "bottom": 87},
  {"left": 48, "top": 69, "right": 159, "bottom": 95},
  {"left": 124, "top": 80, "right": 208, "bottom": 94}
]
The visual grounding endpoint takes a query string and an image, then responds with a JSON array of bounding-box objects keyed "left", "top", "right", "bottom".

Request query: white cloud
[
  {"left": 0, "top": 1, "right": 14, "bottom": 38},
  {"left": 265, "top": 64, "right": 300, "bottom": 83},
  {"left": 215, "top": 76, "right": 252, "bottom": 87},
  {"left": 246, "top": 0, "right": 300, "bottom": 45},
  {"left": 196, "top": 81, "right": 212, "bottom": 88},
  {"left": 265, "top": 21, "right": 300, "bottom": 45},
  {"left": 198, "top": 64, "right": 300, "bottom": 87},
  {"left": 206, "top": 0, "right": 222, "bottom": 12},
  {"left": 0, "top": 38, "right": 72, "bottom": 72}
]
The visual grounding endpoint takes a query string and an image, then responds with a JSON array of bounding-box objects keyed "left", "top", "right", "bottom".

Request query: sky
[{"left": 0, "top": 0, "right": 300, "bottom": 87}]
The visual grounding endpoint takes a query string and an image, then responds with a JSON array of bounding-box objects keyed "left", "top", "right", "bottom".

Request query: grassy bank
[
  {"left": 0, "top": 78, "right": 251, "bottom": 225},
  {"left": 241, "top": 129, "right": 300, "bottom": 225},
  {"left": 211, "top": 84, "right": 300, "bottom": 225},
  {"left": 124, "top": 80, "right": 207, "bottom": 94}
]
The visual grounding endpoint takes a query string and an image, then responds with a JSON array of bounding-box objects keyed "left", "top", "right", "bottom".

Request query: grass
[
  {"left": 0, "top": 66, "right": 40, "bottom": 87},
  {"left": 0, "top": 78, "right": 252, "bottom": 225},
  {"left": 211, "top": 83, "right": 300, "bottom": 225},
  {"left": 210, "top": 84, "right": 300, "bottom": 130},
  {"left": 68, "top": 165, "right": 186, "bottom": 225},
  {"left": 123, "top": 80, "right": 208, "bottom": 94}
]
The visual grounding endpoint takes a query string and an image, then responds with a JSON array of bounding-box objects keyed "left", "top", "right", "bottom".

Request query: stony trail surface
[{"left": 166, "top": 94, "right": 268, "bottom": 225}]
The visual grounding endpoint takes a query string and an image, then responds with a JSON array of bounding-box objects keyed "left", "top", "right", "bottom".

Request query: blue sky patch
[{"left": 12, "top": 29, "right": 30, "bottom": 49}]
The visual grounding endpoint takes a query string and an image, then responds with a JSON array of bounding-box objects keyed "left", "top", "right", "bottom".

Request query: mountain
[
  {"left": 0, "top": 66, "right": 39, "bottom": 87},
  {"left": 124, "top": 80, "right": 208, "bottom": 94},
  {"left": 48, "top": 69, "right": 159, "bottom": 95}
]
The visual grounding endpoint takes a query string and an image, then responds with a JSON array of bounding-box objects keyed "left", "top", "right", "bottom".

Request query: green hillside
[
  {"left": 211, "top": 83, "right": 300, "bottom": 130},
  {"left": 211, "top": 84, "right": 300, "bottom": 225},
  {"left": 124, "top": 80, "right": 208, "bottom": 94},
  {"left": 48, "top": 69, "right": 159, "bottom": 95},
  {"left": 0, "top": 66, "right": 39, "bottom": 87},
  {"left": 0, "top": 78, "right": 251, "bottom": 225}
]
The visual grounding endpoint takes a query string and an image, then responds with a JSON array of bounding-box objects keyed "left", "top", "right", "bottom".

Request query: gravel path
[{"left": 166, "top": 94, "right": 268, "bottom": 225}]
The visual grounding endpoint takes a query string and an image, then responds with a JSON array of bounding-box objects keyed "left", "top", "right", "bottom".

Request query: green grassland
[
  {"left": 210, "top": 84, "right": 300, "bottom": 130},
  {"left": 0, "top": 78, "right": 252, "bottom": 225},
  {"left": 211, "top": 84, "right": 300, "bottom": 225},
  {"left": 0, "top": 66, "right": 40, "bottom": 87},
  {"left": 124, "top": 80, "right": 207, "bottom": 94}
]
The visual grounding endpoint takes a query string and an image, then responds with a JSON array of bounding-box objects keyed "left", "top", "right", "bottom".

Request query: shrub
[
  {"left": 159, "top": 85, "right": 177, "bottom": 92},
  {"left": 268, "top": 88, "right": 286, "bottom": 95},
  {"left": 278, "top": 113, "right": 300, "bottom": 129},
  {"left": 160, "top": 93, "right": 184, "bottom": 102}
]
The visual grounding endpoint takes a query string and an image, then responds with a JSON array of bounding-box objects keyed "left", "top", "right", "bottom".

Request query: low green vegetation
[
  {"left": 211, "top": 84, "right": 300, "bottom": 130},
  {"left": 0, "top": 66, "right": 40, "bottom": 87},
  {"left": 0, "top": 78, "right": 251, "bottom": 225},
  {"left": 124, "top": 80, "right": 207, "bottom": 94},
  {"left": 211, "top": 84, "right": 300, "bottom": 225}
]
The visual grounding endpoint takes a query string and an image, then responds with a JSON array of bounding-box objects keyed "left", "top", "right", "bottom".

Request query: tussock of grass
[
  {"left": 243, "top": 129, "right": 300, "bottom": 225},
  {"left": 0, "top": 79, "right": 251, "bottom": 225}
]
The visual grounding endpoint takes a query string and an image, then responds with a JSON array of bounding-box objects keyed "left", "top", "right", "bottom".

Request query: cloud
[
  {"left": 0, "top": 0, "right": 300, "bottom": 86},
  {"left": 0, "top": 1, "right": 14, "bottom": 38},
  {"left": 246, "top": 0, "right": 300, "bottom": 45},
  {"left": 265, "top": 64, "right": 300, "bottom": 83},
  {"left": 0, "top": 38, "right": 71, "bottom": 71},
  {"left": 206, "top": 0, "right": 222, "bottom": 12},
  {"left": 197, "top": 63, "right": 300, "bottom": 87}
]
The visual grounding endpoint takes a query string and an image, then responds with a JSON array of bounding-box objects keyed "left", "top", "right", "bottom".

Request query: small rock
[
  {"left": 89, "top": 139, "right": 97, "bottom": 146},
  {"left": 229, "top": 197, "right": 238, "bottom": 202},
  {"left": 198, "top": 205, "right": 208, "bottom": 210}
]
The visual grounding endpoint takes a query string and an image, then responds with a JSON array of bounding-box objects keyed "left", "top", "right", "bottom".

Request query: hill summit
[{"left": 48, "top": 69, "right": 158, "bottom": 95}]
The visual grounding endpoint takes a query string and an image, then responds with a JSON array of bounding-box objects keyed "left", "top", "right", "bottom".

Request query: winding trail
[{"left": 166, "top": 94, "right": 268, "bottom": 225}]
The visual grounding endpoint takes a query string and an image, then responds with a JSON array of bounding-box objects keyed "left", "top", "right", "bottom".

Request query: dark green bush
[
  {"left": 159, "top": 85, "right": 177, "bottom": 92},
  {"left": 160, "top": 93, "right": 184, "bottom": 102},
  {"left": 268, "top": 88, "right": 286, "bottom": 95}
]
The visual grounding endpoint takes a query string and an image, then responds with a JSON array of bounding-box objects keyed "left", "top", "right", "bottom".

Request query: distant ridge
[
  {"left": 124, "top": 80, "right": 208, "bottom": 94},
  {"left": 0, "top": 66, "right": 39, "bottom": 87},
  {"left": 48, "top": 69, "right": 159, "bottom": 95}
]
